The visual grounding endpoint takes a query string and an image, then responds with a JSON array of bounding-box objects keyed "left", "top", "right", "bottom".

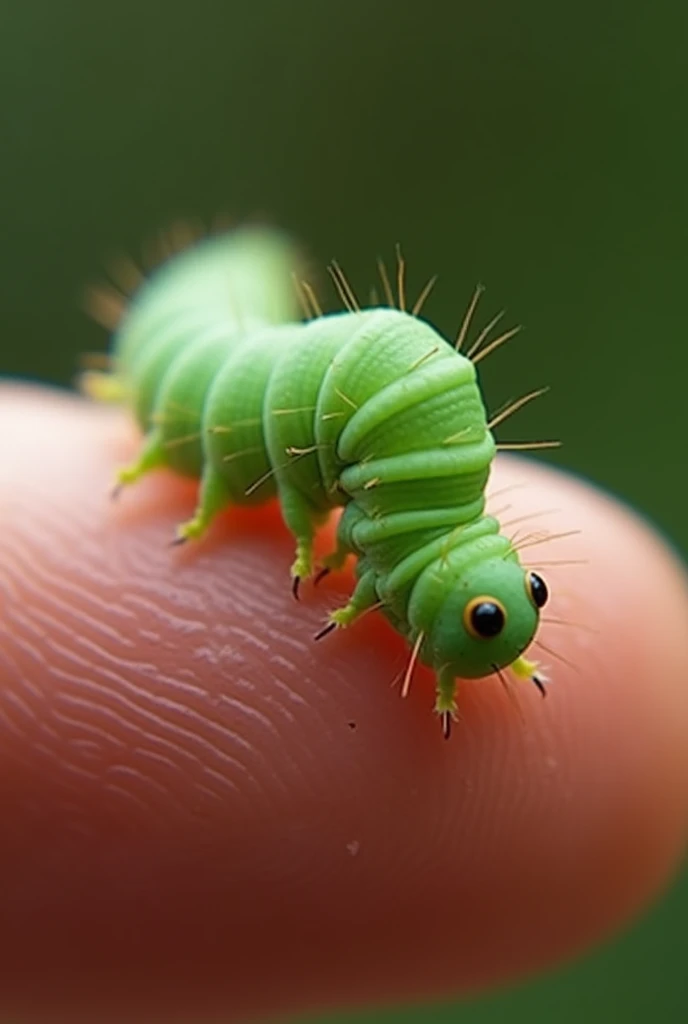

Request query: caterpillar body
[{"left": 93, "top": 226, "right": 551, "bottom": 738}]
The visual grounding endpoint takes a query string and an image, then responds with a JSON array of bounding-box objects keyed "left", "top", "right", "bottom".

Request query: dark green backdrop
[{"left": 2, "top": 2, "right": 686, "bottom": 1021}]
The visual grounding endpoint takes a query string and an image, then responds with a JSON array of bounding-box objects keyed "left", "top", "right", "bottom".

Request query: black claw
[
  {"left": 313, "top": 566, "right": 331, "bottom": 587},
  {"left": 110, "top": 484, "right": 123, "bottom": 502},
  {"left": 532, "top": 673, "right": 547, "bottom": 699},
  {"left": 441, "top": 712, "right": 452, "bottom": 740},
  {"left": 314, "top": 621, "right": 337, "bottom": 641},
  {"left": 292, "top": 576, "right": 301, "bottom": 601},
  {"left": 169, "top": 535, "right": 188, "bottom": 548}
]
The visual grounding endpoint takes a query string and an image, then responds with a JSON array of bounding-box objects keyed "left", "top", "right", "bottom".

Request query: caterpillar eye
[
  {"left": 464, "top": 597, "right": 506, "bottom": 639},
  {"left": 525, "top": 571, "right": 548, "bottom": 609}
]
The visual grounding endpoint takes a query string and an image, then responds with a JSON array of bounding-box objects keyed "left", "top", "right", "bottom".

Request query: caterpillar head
[{"left": 422, "top": 559, "right": 548, "bottom": 683}]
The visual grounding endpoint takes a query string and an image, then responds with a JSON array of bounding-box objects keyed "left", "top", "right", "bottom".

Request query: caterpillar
[{"left": 85, "top": 224, "right": 556, "bottom": 739}]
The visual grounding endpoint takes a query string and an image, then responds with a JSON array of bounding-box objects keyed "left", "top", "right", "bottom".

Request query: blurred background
[{"left": 1, "top": 1, "right": 686, "bottom": 1021}]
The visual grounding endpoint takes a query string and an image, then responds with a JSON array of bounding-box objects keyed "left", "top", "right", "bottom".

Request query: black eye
[
  {"left": 526, "top": 572, "right": 548, "bottom": 609},
  {"left": 464, "top": 597, "right": 506, "bottom": 639}
]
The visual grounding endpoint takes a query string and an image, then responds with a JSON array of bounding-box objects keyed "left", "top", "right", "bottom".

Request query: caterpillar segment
[{"left": 95, "top": 227, "right": 550, "bottom": 736}]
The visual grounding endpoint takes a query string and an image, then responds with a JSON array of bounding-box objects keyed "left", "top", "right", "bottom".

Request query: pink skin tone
[{"left": 0, "top": 384, "right": 687, "bottom": 1024}]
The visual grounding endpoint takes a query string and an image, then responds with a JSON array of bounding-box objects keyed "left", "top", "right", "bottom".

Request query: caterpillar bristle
[
  {"left": 141, "top": 221, "right": 202, "bottom": 270},
  {"left": 153, "top": 403, "right": 203, "bottom": 426},
  {"left": 488, "top": 387, "right": 550, "bottom": 431},
  {"left": 487, "top": 503, "right": 514, "bottom": 521},
  {"left": 160, "top": 218, "right": 207, "bottom": 254},
  {"left": 292, "top": 273, "right": 314, "bottom": 319},
  {"left": 532, "top": 637, "right": 579, "bottom": 674},
  {"left": 244, "top": 466, "right": 277, "bottom": 497},
  {"left": 272, "top": 406, "right": 317, "bottom": 419},
  {"left": 407, "top": 345, "right": 441, "bottom": 374},
  {"left": 79, "top": 351, "right": 112, "bottom": 371},
  {"left": 83, "top": 283, "right": 127, "bottom": 330},
  {"left": 87, "top": 219, "right": 209, "bottom": 337},
  {"left": 411, "top": 274, "right": 438, "bottom": 317},
  {"left": 541, "top": 616, "right": 598, "bottom": 635},
  {"left": 243, "top": 442, "right": 325, "bottom": 498},
  {"left": 210, "top": 210, "right": 235, "bottom": 233},
  {"left": 499, "top": 507, "right": 560, "bottom": 530},
  {"left": 508, "top": 527, "right": 547, "bottom": 549},
  {"left": 104, "top": 252, "right": 144, "bottom": 295},
  {"left": 487, "top": 481, "right": 528, "bottom": 501},
  {"left": 300, "top": 278, "right": 323, "bottom": 317},
  {"left": 471, "top": 324, "right": 522, "bottom": 365},
  {"left": 328, "top": 260, "right": 360, "bottom": 312},
  {"left": 395, "top": 242, "right": 406, "bottom": 312},
  {"left": 155, "top": 228, "right": 176, "bottom": 262},
  {"left": 376, "top": 256, "right": 395, "bottom": 308},
  {"left": 442, "top": 425, "right": 478, "bottom": 445},
  {"left": 333, "top": 386, "right": 358, "bottom": 411},
  {"left": 162, "top": 430, "right": 204, "bottom": 451},
  {"left": 525, "top": 559, "right": 588, "bottom": 568},
  {"left": 455, "top": 284, "right": 484, "bottom": 351},
  {"left": 140, "top": 233, "right": 166, "bottom": 270},
  {"left": 509, "top": 528, "right": 581, "bottom": 555},
  {"left": 466, "top": 308, "right": 507, "bottom": 360},
  {"left": 494, "top": 663, "right": 526, "bottom": 724},
  {"left": 401, "top": 631, "right": 425, "bottom": 699},
  {"left": 496, "top": 440, "right": 561, "bottom": 452}
]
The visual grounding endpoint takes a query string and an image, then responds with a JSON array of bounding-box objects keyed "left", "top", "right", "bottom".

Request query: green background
[{"left": 1, "top": 2, "right": 686, "bottom": 1021}]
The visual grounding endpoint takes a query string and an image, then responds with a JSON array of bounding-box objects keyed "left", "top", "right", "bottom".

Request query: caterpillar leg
[
  {"left": 434, "top": 666, "right": 459, "bottom": 739},
  {"left": 174, "top": 468, "right": 233, "bottom": 544},
  {"left": 510, "top": 654, "right": 548, "bottom": 697},
  {"left": 79, "top": 370, "right": 127, "bottom": 404},
  {"left": 113, "top": 430, "right": 166, "bottom": 497},
  {"left": 314, "top": 536, "right": 351, "bottom": 584},
  {"left": 314, "top": 501, "right": 359, "bottom": 583},
  {"left": 278, "top": 487, "right": 327, "bottom": 597},
  {"left": 314, "top": 570, "right": 379, "bottom": 640}
]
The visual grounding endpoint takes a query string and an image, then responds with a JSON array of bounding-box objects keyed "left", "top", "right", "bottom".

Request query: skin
[{"left": 1, "top": 384, "right": 687, "bottom": 1024}]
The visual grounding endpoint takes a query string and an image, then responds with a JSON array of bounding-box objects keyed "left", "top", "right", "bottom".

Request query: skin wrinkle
[
  {"left": 0, "top": 385, "right": 686, "bottom": 1022},
  {"left": 3, "top": 528, "right": 294, "bottom": 806}
]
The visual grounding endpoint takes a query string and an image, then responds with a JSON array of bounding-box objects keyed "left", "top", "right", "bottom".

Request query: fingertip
[{"left": 0, "top": 388, "right": 687, "bottom": 1022}]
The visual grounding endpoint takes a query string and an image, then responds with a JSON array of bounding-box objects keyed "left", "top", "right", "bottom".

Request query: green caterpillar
[{"left": 88, "top": 225, "right": 553, "bottom": 738}]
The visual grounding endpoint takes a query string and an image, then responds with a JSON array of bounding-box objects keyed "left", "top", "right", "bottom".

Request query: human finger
[{"left": 0, "top": 385, "right": 686, "bottom": 1023}]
